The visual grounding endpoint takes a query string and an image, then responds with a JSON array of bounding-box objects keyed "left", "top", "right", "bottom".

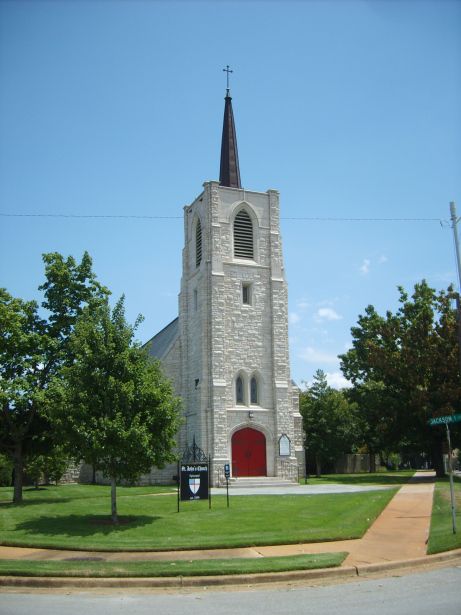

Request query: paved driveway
[{"left": 211, "top": 484, "right": 392, "bottom": 496}]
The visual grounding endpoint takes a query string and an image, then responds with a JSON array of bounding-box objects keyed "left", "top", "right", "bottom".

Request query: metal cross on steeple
[{"left": 223, "top": 65, "right": 233, "bottom": 96}]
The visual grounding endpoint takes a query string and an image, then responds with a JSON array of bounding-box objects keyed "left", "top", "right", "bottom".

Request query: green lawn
[
  {"left": 300, "top": 470, "right": 414, "bottom": 487},
  {"left": 0, "top": 483, "right": 396, "bottom": 551},
  {"left": 0, "top": 552, "right": 347, "bottom": 578},
  {"left": 427, "top": 476, "right": 461, "bottom": 554}
]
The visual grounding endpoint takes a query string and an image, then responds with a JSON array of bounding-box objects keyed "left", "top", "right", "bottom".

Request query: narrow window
[
  {"left": 196, "top": 219, "right": 202, "bottom": 268},
  {"left": 250, "top": 377, "right": 258, "bottom": 405},
  {"left": 234, "top": 210, "right": 254, "bottom": 259},
  {"left": 242, "top": 282, "right": 251, "bottom": 305},
  {"left": 193, "top": 289, "right": 198, "bottom": 311},
  {"left": 236, "top": 376, "right": 244, "bottom": 404}
]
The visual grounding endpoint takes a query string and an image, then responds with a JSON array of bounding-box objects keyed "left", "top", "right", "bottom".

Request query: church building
[{"left": 146, "top": 81, "right": 304, "bottom": 486}]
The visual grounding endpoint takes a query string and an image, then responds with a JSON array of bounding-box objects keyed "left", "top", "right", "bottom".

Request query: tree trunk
[
  {"left": 111, "top": 476, "right": 118, "bottom": 524},
  {"left": 92, "top": 465, "right": 96, "bottom": 485},
  {"left": 13, "top": 442, "right": 23, "bottom": 504},
  {"left": 431, "top": 435, "right": 445, "bottom": 478},
  {"left": 369, "top": 451, "right": 376, "bottom": 473},
  {"left": 315, "top": 455, "right": 322, "bottom": 477}
]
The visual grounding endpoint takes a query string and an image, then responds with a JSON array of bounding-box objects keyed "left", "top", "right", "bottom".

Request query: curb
[
  {"left": 0, "top": 566, "right": 359, "bottom": 589},
  {"left": 1, "top": 549, "right": 460, "bottom": 589},
  {"left": 354, "top": 548, "right": 461, "bottom": 575}
]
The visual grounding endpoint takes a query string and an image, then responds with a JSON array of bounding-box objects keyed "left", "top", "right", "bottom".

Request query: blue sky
[{"left": 1, "top": 0, "right": 460, "bottom": 388}]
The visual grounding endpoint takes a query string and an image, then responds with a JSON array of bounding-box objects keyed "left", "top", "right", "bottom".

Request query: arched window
[
  {"left": 233, "top": 210, "right": 254, "bottom": 259},
  {"left": 236, "top": 376, "right": 244, "bottom": 404},
  {"left": 195, "top": 218, "right": 202, "bottom": 268},
  {"left": 250, "top": 376, "right": 258, "bottom": 405}
]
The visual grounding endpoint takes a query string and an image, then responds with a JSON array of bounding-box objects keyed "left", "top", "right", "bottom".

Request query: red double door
[{"left": 231, "top": 427, "right": 267, "bottom": 477}]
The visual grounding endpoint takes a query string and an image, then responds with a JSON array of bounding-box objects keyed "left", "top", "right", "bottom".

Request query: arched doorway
[{"left": 231, "top": 427, "right": 267, "bottom": 477}]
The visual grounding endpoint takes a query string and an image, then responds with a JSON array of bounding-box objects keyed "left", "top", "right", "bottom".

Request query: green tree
[
  {"left": 300, "top": 370, "right": 359, "bottom": 476},
  {"left": 24, "top": 446, "right": 70, "bottom": 488},
  {"left": 340, "top": 281, "right": 461, "bottom": 476},
  {"left": 0, "top": 253, "right": 107, "bottom": 503},
  {"left": 0, "top": 453, "right": 13, "bottom": 486},
  {"left": 51, "top": 296, "right": 181, "bottom": 523},
  {"left": 345, "top": 380, "right": 400, "bottom": 471}
]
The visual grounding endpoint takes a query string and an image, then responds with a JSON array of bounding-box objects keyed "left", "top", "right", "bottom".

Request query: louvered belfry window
[
  {"left": 196, "top": 219, "right": 202, "bottom": 268},
  {"left": 234, "top": 210, "right": 254, "bottom": 259}
]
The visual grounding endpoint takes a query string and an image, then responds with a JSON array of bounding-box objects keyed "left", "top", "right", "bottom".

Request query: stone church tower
[{"left": 146, "top": 86, "right": 304, "bottom": 485}]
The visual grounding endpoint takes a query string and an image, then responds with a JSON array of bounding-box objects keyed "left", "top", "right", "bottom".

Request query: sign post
[
  {"left": 445, "top": 423, "right": 457, "bottom": 535},
  {"left": 224, "top": 463, "right": 230, "bottom": 508},
  {"left": 428, "top": 414, "right": 460, "bottom": 534},
  {"left": 177, "top": 461, "right": 180, "bottom": 513}
]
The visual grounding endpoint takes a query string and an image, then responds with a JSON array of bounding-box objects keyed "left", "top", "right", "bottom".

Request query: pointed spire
[{"left": 219, "top": 66, "right": 241, "bottom": 189}]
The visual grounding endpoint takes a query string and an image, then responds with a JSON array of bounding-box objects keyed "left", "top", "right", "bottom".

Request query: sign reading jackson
[{"left": 180, "top": 463, "right": 209, "bottom": 501}]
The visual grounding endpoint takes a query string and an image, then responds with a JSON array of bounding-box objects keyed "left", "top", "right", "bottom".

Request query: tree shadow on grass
[
  {"left": 15, "top": 514, "right": 157, "bottom": 539},
  {"left": 0, "top": 498, "right": 72, "bottom": 508},
  {"left": 0, "top": 487, "right": 74, "bottom": 507}
]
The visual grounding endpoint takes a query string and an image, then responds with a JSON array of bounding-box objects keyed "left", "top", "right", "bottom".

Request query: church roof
[
  {"left": 219, "top": 93, "right": 242, "bottom": 189},
  {"left": 144, "top": 317, "right": 179, "bottom": 360}
]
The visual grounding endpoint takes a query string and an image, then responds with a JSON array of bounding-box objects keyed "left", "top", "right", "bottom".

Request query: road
[{"left": 1, "top": 566, "right": 460, "bottom": 615}]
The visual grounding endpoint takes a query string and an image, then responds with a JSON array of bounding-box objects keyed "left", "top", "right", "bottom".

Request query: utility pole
[
  {"left": 449, "top": 202, "right": 461, "bottom": 376},
  {"left": 450, "top": 202, "right": 461, "bottom": 290}
]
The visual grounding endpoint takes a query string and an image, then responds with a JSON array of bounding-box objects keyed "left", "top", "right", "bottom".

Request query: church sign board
[
  {"left": 279, "top": 434, "right": 291, "bottom": 457},
  {"left": 180, "top": 463, "right": 209, "bottom": 501}
]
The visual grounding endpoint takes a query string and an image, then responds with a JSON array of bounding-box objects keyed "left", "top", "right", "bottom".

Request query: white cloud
[
  {"left": 359, "top": 258, "right": 371, "bottom": 275},
  {"left": 378, "top": 254, "right": 388, "bottom": 264},
  {"left": 325, "top": 371, "right": 352, "bottom": 389},
  {"left": 297, "top": 299, "right": 310, "bottom": 310},
  {"left": 299, "top": 346, "right": 338, "bottom": 364},
  {"left": 315, "top": 307, "right": 342, "bottom": 321},
  {"left": 289, "top": 312, "right": 301, "bottom": 325}
]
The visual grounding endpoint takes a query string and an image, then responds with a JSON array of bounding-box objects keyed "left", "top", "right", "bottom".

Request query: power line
[
  {"left": 0, "top": 213, "right": 182, "bottom": 219},
  {"left": 0, "top": 212, "right": 443, "bottom": 223},
  {"left": 282, "top": 217, "right": 442, "bottom": 222}
]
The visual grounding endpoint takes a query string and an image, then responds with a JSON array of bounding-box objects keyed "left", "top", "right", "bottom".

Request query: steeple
[{"left": 219, "top": 66, "right": 241, "bottom": 189}]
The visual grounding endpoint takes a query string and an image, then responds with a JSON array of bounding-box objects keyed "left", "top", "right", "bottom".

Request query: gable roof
[{"left": 144, "top": 317, "right": 179, "bottom": 360}]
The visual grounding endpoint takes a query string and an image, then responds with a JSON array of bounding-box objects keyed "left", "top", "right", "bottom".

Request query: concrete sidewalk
[
  {"left": 0, "top": 471, "right": 436, "bottom": 567},
  {"left": 255, "top": 471, "right": 435, "bottom": 566}
]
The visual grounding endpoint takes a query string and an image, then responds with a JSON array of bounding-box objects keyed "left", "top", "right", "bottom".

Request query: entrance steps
[{"left": 229, "top": 476, "right": 299, "bottom": 489}]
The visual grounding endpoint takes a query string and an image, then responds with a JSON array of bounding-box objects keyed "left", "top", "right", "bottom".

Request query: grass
[
  {"left": 300, "top": 470, "right": 414, "bottom": 487},
  {"left": 0, "top": 483, "right": 175, "bottom": 505},
  {"left": 0, "top": 483, "right": 396, "bottom": 551},
  {"left": 427, "top": 475, "right": 461, "bottom": 554},
  {"left": 0, "top": 552, "right": 347, "bottom": 578}
]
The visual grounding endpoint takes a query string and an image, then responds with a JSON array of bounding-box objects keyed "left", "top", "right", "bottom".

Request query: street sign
[{"left": 428, "top": 414, "right": 461, "bottom": 426}]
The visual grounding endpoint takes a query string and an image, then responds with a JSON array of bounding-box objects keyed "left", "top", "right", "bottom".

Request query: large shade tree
[
  {"left": 300, "top": 370, "right": 359, "bottom": 476},
  {"left": 50, "top": 296, "right": 181, "bottom": 523},
  {"left": 344, "top": 380, "right": 398, "bottom": 471},
  {"left": 0, "top": 253, "right": 108, "bottom": 503},
  {"left": 340, "top": 281, "right": 461, "bottom": 476}
]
